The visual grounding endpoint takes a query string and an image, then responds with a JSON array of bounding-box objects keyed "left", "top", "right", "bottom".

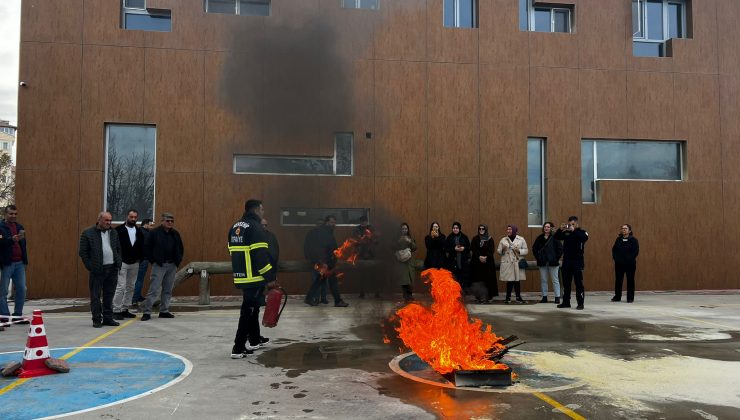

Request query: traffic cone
[{"left": 17, "top": 309, "right": 57, "bottom": 378}]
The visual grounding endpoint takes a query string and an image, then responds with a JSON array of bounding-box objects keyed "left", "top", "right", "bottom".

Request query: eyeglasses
[
  {"left": 479, "top": 228, "right": 485, "bottom": 231},
  {"left": 164, "top": 219, "right": 174, "bottom": 223}
]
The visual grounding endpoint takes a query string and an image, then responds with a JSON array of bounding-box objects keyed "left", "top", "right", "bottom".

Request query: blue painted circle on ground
[{"left": 0, "top": 347, "right": 191, "bottom": 420}]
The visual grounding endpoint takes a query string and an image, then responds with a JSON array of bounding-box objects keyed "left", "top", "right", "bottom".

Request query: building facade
[{"left": 17, "top": 0, "right": 740, "bottom": 298}]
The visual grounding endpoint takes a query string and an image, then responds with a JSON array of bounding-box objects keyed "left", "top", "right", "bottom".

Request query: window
[
  {"left": 341, "top": 0, "right": 379, "bottom": 10},
  {"left": 632, "top": 0, "right": 688, "bottom": 57},
  {"left": 105, "top": 124, "right": 157, "bottom": 222},
  {"left": 444, "top": 0, "right": 477, "bottom": 29},
  {"left": 1, "top": 142, "right": 8, "bottom": 151},
  {"left": 234, "top": 133, "right": 353, "bottom": 176},
  {"left": 122, "top": 0, "right": 172, "bottom": 32},
  {"left": 205, "top": 0, "right": 271, "bottom": 16},
  {"left": 520, "top": 0, "right": 572, "bottom": 33},
  {"left": 527, "top": 138, "right": 546, "bottom": 226},
  {"left": 281, "top": 208, "right": 369, "bottom": 227},
  {"left": 582, "top": 140, "right": 684, "bottom": 203}
]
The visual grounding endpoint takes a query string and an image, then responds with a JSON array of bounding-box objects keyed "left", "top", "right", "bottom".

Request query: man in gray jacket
[{"left": 79, "top": 212, "right": 122, "bottom": 328}]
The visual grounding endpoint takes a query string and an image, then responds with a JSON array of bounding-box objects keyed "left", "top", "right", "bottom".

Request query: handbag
[
  {"left": 395, "top": 248, "right": 412, "bottom": 262},
  {"left": 518, "top": 258, "right": 529, "bottom": 269}
]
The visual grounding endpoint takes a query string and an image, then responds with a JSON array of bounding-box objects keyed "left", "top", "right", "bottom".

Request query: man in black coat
[
  {"left": 304, "top": 215, "right": 348, "bottom": 307},
  {"left": 112, "top": 209, "right": 144, "bottom": 319},
  {"left": 79, "top": 212, "right": 122, "bottom": 328},
  {"left": 555, "top": 216, "right": 589, "bottom": 310},
  {"left": 0, "top": 205, "right": 29, "bottom": 325},
  {"left": 140, "top": 212, "right": 184, "bottom": 321}
]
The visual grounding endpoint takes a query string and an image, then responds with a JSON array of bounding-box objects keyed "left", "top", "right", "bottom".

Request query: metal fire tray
[{"left": 446, "top": 367, "right": 513, "bottom": 387}]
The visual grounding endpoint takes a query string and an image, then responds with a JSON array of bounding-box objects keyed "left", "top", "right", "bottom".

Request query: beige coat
[{"left": 497, "top": 235, "right": 528, "bottom": 282}]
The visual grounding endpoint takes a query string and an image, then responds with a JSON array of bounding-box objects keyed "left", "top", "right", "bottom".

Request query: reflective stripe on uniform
[{"left": 229, "top": 242, "right": 271, "bottom": 285}]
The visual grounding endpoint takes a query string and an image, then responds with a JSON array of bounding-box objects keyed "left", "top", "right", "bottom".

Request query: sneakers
[
  {"left": 539, "top": 296, "right": 548, "bottom": 303},
  {"left": 554, "top": 297, "right": 560, "bottom": 304},
  {"left": 246, "top": 336, "right": 270, "bottom": 351},
  {"left": 504, "top": 299, "right": 511, "bottom": 304},
  {"left": 101, "top": 319, "right": 120, "bottom": 326},
  {"left": 515, "top": 298, "right": 525, "bottom": 304},
  {"left": 141, "top": 314, "right": 151, "bottom": 321},
  {"left": 121, "top": 310, "right": 136, "bottom": 318},
  {"left": 231, "top": 346, "right": 254, "bottom": 359},
  {"left": 92, "top": 321, "right": 103, "bottom": 328},
  {"left": 158, "top": 312, "right": 175, "bottom": 318},
  {"left": 334, "top": 300, "right": 349, "bottom": 307}
]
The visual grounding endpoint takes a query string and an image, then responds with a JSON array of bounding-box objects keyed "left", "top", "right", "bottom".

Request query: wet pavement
[{"left": 0, "top": 291, "right": 738, "bottom": 419}]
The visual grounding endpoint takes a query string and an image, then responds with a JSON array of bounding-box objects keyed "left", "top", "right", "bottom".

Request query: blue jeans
[
  {"left": 539, "top": 265, "right": 561, "bottom": 297},
  {"left": 133, "top": 260, "right": 149, "bottom": 303},
  {"left": 0, "top": 261, "right": 27, "bottom": 317}
]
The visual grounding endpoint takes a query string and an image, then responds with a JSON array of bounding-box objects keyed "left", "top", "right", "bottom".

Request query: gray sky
[{"left": 0, "top": 1, "right": 20, "bottom": 126}]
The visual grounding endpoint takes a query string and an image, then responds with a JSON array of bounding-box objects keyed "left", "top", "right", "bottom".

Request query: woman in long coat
[
  {"left": 444, "top": 222, "right": 471, "bottom": 287},
  {"left": 423, "top": 222, "right": 446, "bottom": 269},
  {"left": 396, "top": 222, "right": 417, "bottom": 302},
  {"left": 612, "top": 223, "right": 639, "bottom": 303},
  {"left": 497, "top": 224, "right": 528, "bottom": 304},
  {"left": 470, "top": 224, "right": 497, "bottom": 303}
]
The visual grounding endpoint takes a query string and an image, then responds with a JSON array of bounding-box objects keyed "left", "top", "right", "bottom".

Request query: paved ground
[{"left": 0, "top": 291, "right": 738, "bottom": 419}]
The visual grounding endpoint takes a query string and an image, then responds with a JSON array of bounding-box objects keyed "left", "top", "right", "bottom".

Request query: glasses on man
[{"left": 164, "top": 219, "right": 174, "bottom": 223}]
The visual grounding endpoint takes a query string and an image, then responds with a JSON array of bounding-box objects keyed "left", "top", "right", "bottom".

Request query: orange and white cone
[{"left": 18, "top": 309, "right": 57, "bottom": 378}]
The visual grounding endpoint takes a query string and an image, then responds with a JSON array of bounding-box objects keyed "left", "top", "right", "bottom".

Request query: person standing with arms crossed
[
  {"left": 612, "top": 224, "right": 639, "bottom": 303},
  {"left": 555, "top": 216, "right": 589, "bottom": 310},
  {"left": 0, "top": 205, "right": 29, "bottom": 325}
]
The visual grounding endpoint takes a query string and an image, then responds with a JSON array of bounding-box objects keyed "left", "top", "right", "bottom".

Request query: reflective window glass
[
  {"left": 527, "top": 139, "right": 545, "bottom": 226},
  {"left": 281, "top": 208, "right": 370, "bottom": 227},
  {"left": 581, "top": 141, "right": 595, "bottom": 203},
  {"left": 632, "top": 0, "right": 643, "bottom": 37},
  {"left": 595, "top": 141, "right": 681, "bottom": 180},
  {"left": 458, "top": 0, "right": 475, "bottom": 28},
  {"left": 519, "top": 0, "right": 528, "bottom": 31},
  {"left": 443, "top": 0, "right": 455, "bottom": 27},
  {"left": 646, "top": 0, "right": 663, "bottom": 40},
  {"left": 234, "top": 133, "right": 353, "bottom": 176},
  {"left": 240, "top": 0, "right": 270, "bottom": 16},
  {"left": 124, "top": 0, "right": 146, "bottom": 9},
  {"left": 208, "top": 0, "right": 237, "bottom": 14},
  {"left": 105, "top": 125, "right": 156, "bottom": 222},
  {"left": 124, "top": 12, "right": 171, "bottom": 32},
  {"left": 668, "top": 2, "right": 682, "bottom": 38},
  {"left": 359, "top": 0, "right": 379, "bottom": 10},
  {"left": 533, "top": 8, "right": 551, "bottom": 32},
  {"left": 553, "top": 9, "right": 569, "bottom": 33},
  {"left": 633, "top": 40, "right": 663, "bottom": 57}
]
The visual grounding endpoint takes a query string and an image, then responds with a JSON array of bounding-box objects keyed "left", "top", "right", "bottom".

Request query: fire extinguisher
[{"left": 262, "top": 286, "right": 288, "bottom": 328}]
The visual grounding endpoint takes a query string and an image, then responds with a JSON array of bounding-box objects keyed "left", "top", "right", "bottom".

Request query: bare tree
[
  {"left": 107, "top": 148, "right": 154, "bottom": 221},
  {"left": 0, "top": 153, "right": 15, "bottom": 206}
]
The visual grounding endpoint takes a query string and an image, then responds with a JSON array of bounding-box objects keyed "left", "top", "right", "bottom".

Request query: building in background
[
  {"left": 16, "top": 0, "right": 740, "bottom": 298},
  {"left": 0, "top": 120, "right": 16, "bottom": 206}
]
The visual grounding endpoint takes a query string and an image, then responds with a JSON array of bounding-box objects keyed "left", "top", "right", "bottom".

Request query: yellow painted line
[
  {"left": 533, "top": 391, "right": 587, "bottom": 420},
  {"left": 638, "top": 307, "right": 737, "bottom": 330},
  {"left": 0, "top": 318, "right": 136, "bottom": 395},
  {"left": 0, "top": 377, "right": 30, "bottom": 395}
]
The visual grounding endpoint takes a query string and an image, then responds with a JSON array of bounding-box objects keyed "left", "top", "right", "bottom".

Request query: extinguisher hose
[{"left": 277, "top": 287, "right": 288, "bottom": 320}]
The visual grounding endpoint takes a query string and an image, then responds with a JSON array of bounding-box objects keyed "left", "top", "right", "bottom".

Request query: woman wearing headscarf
[
  {"left": 612, "top": 224, "right": 639, "bottom": 303},
  {"left": 470, "top": 224, "right": 497, "bottom": 303},
  {"left": 395, "top": 222, "right": 417, "bottom": 302},
  {"left": 423, "top": 222, "right": 446, "bottom": 269},
  {"left": 497, "top": 224, "right": 528, "bottom": 304},
  {"left": 444, "top": 222, "right": 470, "bottom": 287}
]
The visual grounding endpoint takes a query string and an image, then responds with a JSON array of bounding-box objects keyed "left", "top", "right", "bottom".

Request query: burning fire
[
  {"left": 333, "top": 237, "right": 360, "bottom": 265},
  {"left": 395, "top": 269, "right": 508, "bottom": 375}
]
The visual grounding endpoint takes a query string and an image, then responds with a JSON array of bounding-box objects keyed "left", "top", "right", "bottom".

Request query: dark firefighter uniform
[{"left": 229, "top": 211, "right": 276, "bottom": 354}]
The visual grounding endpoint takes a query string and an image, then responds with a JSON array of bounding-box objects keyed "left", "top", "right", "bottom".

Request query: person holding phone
[
  {"left": 424, "top": 222, "right": 446, "bottom": 269},
  {"left": 555, "top": 216, "right": 589, "bottom": 310},
  {"left": 0, "top": 205, "right": 29, "bottom": 325}
]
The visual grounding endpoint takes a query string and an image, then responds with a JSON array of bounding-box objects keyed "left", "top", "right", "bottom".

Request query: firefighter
[{"left": 229, "top": 199, "right": 277, "bottom": 359}]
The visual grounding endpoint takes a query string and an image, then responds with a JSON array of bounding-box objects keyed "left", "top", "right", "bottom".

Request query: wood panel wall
[{"left": 16, "top": 0, "right": 740, "bottom": 298}]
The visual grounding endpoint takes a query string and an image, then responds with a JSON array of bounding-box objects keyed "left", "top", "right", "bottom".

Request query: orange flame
[
  {"left": 395, "top": 269, "right": 508, "bottom": 375},
  {"left": 333, "top": 237, "right": 360, "bottom": 264}
]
